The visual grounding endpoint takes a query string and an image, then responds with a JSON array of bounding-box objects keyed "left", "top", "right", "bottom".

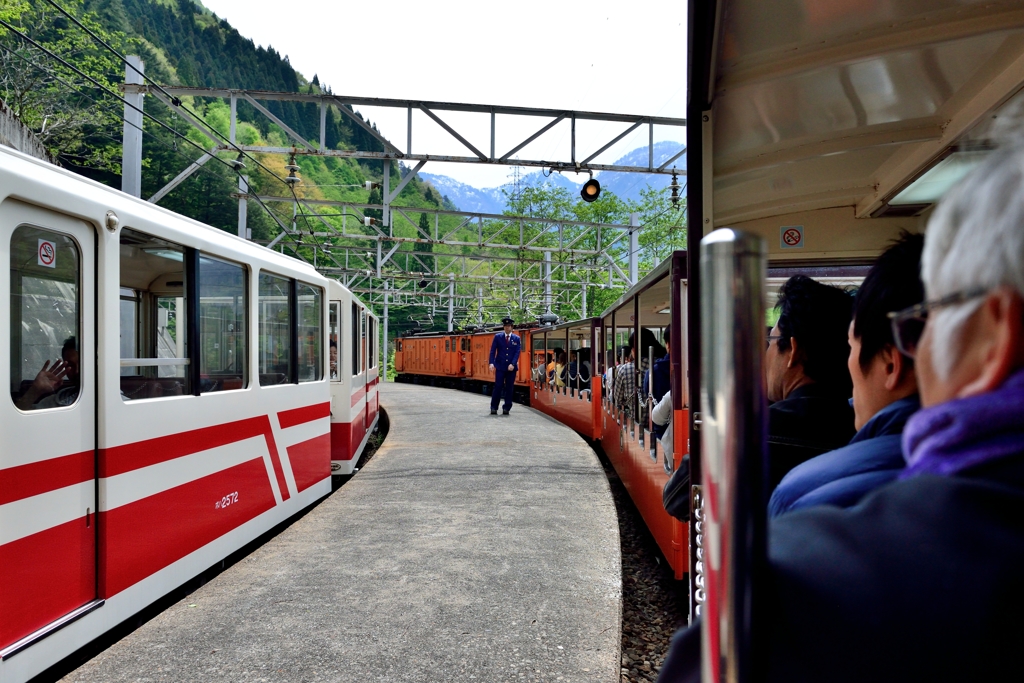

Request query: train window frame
[
  {"left": 329, "top": 301, "right": 342, "bottom": 382},
  {"left": 351, "top": 303, "right": 360, "bottom": 377},
  {"left": 9, "top": 224, "right": 83, "bottom": 412},
  {"left": 258, "top": 271, "right": 294, "bottom": 386},
  {"left": 118, "top": 228, "right": 192, "bottom": 400},
  {"left": 197, "top": 253, "right": 248, "bottom": 394},
  {"left": 296, "top": 282, "right": 323, "bottom": 383}
]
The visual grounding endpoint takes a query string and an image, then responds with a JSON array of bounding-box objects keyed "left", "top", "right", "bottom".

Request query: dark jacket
[
  {"left": 658, "top": 453, "right": 1024, "bottom": 683},
  {"left": 644, "top": 354, "right": 672, "bottom": 438},
  {"left": 768, "top": 395, "right": 919, "bottom": 517},
  {"left": 768, "top": 383, "right": 855, "bottom": 491},
  {"left": 488, "top": 332, "right": 521, "bottom": 371}
]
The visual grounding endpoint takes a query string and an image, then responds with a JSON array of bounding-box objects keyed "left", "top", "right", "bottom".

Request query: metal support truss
[{"left": 131, "top": 85, "right": 687, "bottom": 176}]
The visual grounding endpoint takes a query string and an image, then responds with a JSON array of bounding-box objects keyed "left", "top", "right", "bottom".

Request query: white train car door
[{"left": 0, "top": 201, "right": 99, "bottom": 659}]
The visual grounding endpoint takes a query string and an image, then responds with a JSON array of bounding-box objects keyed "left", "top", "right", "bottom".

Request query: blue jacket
[
  {"left": 488, "top": 332, "right": 522, "bottom": 371},
  {"left": 768, "top": 395, "right": 920, "bottom": 517}
]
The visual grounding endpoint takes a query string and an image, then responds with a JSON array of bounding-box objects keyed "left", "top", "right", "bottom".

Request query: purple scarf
[{"left": 901, "top": 369, "right": 1024, "bottom": 479}]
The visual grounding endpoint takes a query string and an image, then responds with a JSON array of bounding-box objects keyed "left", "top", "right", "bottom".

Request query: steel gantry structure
[{"left": 119, "top": 59, "right": 686, "bottom": 374}]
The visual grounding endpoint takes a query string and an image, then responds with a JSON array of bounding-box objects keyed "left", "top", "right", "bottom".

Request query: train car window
[
  {"left": 364, "top": 319, "right": 372, "bottom": 368},
  {"left": 120, "top": 288, "right": 139, "bottom": 376},
  {"left": 364, "top": 309, "right": 372, "bottom": 374},
  {"left": 259, "top": 272, "right": 292, "bottom": 385},
  {"left": 329, "top": 302, "right": 341, "bottom": 381},
  {"left": 118, "top": 228, "right": 189, "bottom": 399},
  {"left": 296, "top": 283, "right": 323, "bottom": 382},
  {"left": 445, "top": 339, "right": 450, "bottom": 353},
  {"left": 351, "top": 303, "right": 359, "bottom": 376},
  {"left": 198, "top": 255, "right": 247, "bottom": 392},
  {"left": 10, "top": 225, "right": 81, "bottom": 411}
]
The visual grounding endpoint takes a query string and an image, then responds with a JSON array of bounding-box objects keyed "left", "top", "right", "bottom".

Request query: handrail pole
[{"left": 699, "top": 228, "right": 768, "bottom": 683}]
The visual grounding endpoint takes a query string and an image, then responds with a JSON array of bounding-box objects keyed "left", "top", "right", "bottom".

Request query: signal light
[{"left": 581, "top": 178, "right": 601, "bottom": 203}]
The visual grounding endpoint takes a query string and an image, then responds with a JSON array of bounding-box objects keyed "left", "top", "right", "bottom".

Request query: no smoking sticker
[
  {"left": 780, "top": 225, "right": 804, "bottom": 249},
  {"left": 37, "top": 239, "right": 56, "bottom": 268}
]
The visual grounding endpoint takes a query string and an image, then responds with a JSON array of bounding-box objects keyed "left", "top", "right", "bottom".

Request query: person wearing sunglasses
[
  {"left": 764, "top": 275, "right": 857, "bottom": 492},
  {"left": 768, "top": 233, "right": 924, "bottom": 517},
  {"left": 658, "top": 143, "right": 1024, "bottom": 683}
]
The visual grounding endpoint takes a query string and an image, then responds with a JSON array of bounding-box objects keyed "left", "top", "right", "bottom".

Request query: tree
[{"left": 0, "top": 0, "right": 134, "bottom": 171}]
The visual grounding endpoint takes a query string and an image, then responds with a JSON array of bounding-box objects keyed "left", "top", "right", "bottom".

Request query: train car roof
[
  {"left": 697, "top": 0, "right": 1024, "bottom": 263},
  {"left": 0, "top": 143, "right": 325, "bottom": 282},
  {"left": 528, "top": 317, "right": 601, "bottom": 335}
]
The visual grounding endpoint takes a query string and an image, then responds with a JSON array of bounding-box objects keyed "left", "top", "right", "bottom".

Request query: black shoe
[
  {"left": 490, "top": 410, "right": 498, "bottom": 415},
  {"left": 502, "top": 410, "right": 510, "bottom": 416}
]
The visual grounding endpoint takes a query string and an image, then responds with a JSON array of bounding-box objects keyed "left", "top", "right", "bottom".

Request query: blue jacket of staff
[{"left": 489, "top": 330, "right": 522, "bottom": 371}]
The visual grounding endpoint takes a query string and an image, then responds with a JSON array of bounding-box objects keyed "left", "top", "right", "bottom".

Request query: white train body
[
  {"left": 327, "top": 279, "right": 380, "bottom": 476},
  {"left": 0, "top": 145, "right": 374, "bottom": 682}
]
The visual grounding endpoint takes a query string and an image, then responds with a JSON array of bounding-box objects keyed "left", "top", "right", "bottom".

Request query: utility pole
[
  {"left": 237, "top": 175, "right": 249, "bottom": 238},
  {"left": 447, "top": 274, "right": 455, "bottom": 332},
  {"left": 382, "top": 280, "right": 389, "bottom": 382},
  {"left": 629, "top": 212, "right": 639, "bottom": 285},
  {"left": 121, "top": 56, "right": 145, "bottom": 198},
  {"left": 544, "top": 251, "right": 552, "bottom": 314}
]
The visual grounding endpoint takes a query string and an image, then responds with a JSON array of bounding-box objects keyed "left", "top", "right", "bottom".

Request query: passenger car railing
[{"left": 699, "top": 228, "right": 768, "bottom": 683}]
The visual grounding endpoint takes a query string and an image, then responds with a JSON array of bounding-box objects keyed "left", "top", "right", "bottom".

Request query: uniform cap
[{"left": 501, "top": 317, "right": 514, "bottom": 326}]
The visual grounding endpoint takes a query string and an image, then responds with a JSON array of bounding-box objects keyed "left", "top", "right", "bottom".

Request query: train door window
[
  {"left": 118, "top": 228, "right": 189, "bottom": 399},
  {"left": 259, "top": 272, "right": 292, "bottom": 385},
  {"left": 445, "top": 339, "right": 450, "bottom": 353},
  {"left": 119, "top": 288, "right": 138, "bottom": 376},
  {"left": 9, "top": 226, "right": 81, "bottom": 411},
  {"left": 199, "top": 255, "right": 247, "bottom": 392},
  {"left": 329, "top": 302, "right": 341, "bottom": 381},
  {"left": 364, "top": 311, "right": 372, "bottom": 374},
  {"left": 351, "top": 303, "right": 360, "bottom": 376},
  {"left": 296, "top": 283, "right": 323, "bottom": 382},
  {"left": 369, "top": 319, "right": 376, "bottom": 369}
]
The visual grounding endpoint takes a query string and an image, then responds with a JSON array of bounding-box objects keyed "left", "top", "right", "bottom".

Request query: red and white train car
[
  {"left": 0, "top": 144, "right": 372, "bottom": 682},
  {"left": 327, "top": 279, "right": 379, "bottom": 476}
]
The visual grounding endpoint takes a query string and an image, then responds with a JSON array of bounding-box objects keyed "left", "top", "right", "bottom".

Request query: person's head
[
  {"left": 663, "top": 327, "right": 671, "bottom": 347},
  {"left": 766, "top": 275, "right": 854, "bottom": 402},
  {"left": 61, "top": 336, "right": 79, "bottom": 383},
  {"left": 502, "top": 316, "right": 514, "bottom": 334},
  {"left": 905, "top": 144, "right": 1024, "bottom": 407},
  {"left": 570, "top": 350, "right": 578, "bottom": 362},
  {"left": 627, "top": 328, "right": 666, "bottom": 363},
  {"left": 848, "top": 233, "right": 925, "bottom": 429},
  {"left": 557, "top": 350, "right": 567, "bottom": 364},
  {"left": 547, "top": 352, "right": 553, "bottom": 363}
]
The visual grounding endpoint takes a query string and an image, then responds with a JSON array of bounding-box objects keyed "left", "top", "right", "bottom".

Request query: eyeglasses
[
  {"left": 766, "top": 334, "right": 785, "bottom": 351},
  {"left": 887, "top": 288, "right": 988, "bottom": 357}
]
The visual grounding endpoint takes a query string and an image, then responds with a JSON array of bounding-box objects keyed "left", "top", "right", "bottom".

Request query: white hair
[{"left": 923, "top": 144, "right": 1024, "bottom": 378}]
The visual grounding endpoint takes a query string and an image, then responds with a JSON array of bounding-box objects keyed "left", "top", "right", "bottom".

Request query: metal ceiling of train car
[{"left": 708, "top": 0, "right": 1024, "bottom": 227}]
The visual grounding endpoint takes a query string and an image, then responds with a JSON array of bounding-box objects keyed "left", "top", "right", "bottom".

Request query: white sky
[{"left": 200, "top": 0, "right": 688, "bottom": 188}]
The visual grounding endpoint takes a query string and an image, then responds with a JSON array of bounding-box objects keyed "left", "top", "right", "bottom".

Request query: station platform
[{"left": 63, "top": 383, "right": 621, "bottom": 683}]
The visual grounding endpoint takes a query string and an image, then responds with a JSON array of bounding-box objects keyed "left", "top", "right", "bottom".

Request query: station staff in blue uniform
[{"left": 488, "top": 317, "right": 521, "bottom": 415}]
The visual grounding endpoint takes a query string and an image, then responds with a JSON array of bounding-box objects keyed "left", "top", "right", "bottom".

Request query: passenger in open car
[
  {"left": 764, "top": 275, "right": 856, "bottom": 491},
  {"left": 658, "top": 142, "right": 1024, "bottom": 683},
  {"left": 768, "top": 233, "right": 924, "bottom": 517}
]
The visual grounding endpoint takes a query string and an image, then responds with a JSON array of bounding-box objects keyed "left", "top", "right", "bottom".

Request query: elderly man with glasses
[{"left": 658, "top": 145, "right": 1024, "bottom": 683}]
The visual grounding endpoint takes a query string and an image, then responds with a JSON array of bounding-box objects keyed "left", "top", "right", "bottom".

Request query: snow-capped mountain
[{"left": 420, "top": 141, "right": 686, "bottom": 213}]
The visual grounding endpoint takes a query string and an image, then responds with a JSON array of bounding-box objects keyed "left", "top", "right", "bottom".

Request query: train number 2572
[{"left": 215, "top": 492, "right": 239, "bottom": 509}]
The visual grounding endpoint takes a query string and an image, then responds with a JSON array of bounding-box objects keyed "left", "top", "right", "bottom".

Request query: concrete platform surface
[{"left": 64, "top": 383, "right": 621, "bottom": 683}]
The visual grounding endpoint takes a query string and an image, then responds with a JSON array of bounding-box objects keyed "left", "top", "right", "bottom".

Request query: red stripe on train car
[
  {"left": 99, "top": 458, "right": 276, "bottom": 597},
  {"left": 277, "top": 402, "right": 331, "bottom": 429},
  {"left": 350, "top": 386, "right": 366, "bottom": 407},
  {"left": 331, "top": 422, "right": 355, "bottom": 461},
  {"left": 0, "top": 517, "right": 95, "bottom": 650},
  {"left": 99, "top": 416, "right": 291, "bottom": 502},
  {"left": 287, "top": 434, "right": 331, "bottom": 492},
  {"left": 0, "top": 450, "right": 94, "bottom": 506}
]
